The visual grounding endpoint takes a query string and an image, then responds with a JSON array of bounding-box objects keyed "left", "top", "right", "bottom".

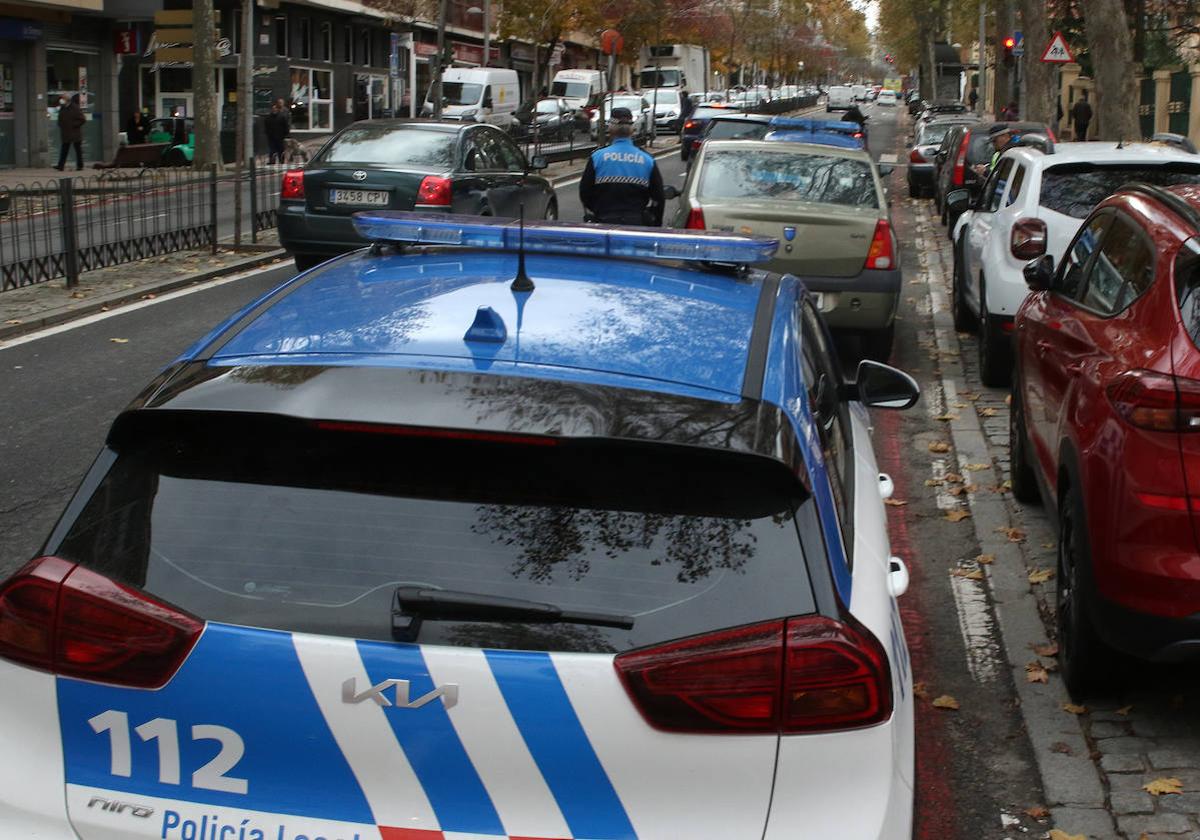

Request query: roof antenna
[{"left": 511, "top": 198, "right": 535, "bottom": 292}]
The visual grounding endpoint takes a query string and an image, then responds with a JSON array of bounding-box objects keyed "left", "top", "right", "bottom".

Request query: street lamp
[{"left": 466, "top": 0, "right": 490, "bottom": 66}]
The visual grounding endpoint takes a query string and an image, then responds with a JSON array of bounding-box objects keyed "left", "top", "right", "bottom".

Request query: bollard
[
  {"left": 249, "top": 157, "right": 258, "bottom": 245},
  {"left": 59, "top": 177, "right": 80, "bottom": 288},
  {"left": 209, "top": 163, "right": 219, "bottom": 254}
]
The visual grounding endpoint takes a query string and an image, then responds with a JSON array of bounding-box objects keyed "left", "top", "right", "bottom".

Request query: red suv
[{"left": 1010, "top": 182, "right": 1200, "bottom": 694}]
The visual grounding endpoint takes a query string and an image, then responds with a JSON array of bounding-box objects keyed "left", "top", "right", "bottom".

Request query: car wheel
[
  {"left": 1009, "top": 381, "right": 1041, "bottom": 504},
  {"left": 862, "top": 323, "right": 895, "bottom": 363},
  {"left": 163, "top": 147, "right": 188, "bottom": 167},
  {"left": 951, "top": 237, "right": 977, "bottom": 332},
  {"left": 544, "top": 199, "right": 558, "bottom": 221},
  {"left": 293, "top": 254, "right": 324, "bottom": 273},
  {"left": 1057, "top": 480, "right": 1107, "bottom": 698},
  {"left": 978, "top": 278, "right": 1011, "bottom": 388}
]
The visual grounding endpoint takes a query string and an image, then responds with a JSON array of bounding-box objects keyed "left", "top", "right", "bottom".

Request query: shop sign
[{"left": 0, "top": 18, "right": 42, "bottom": 41}]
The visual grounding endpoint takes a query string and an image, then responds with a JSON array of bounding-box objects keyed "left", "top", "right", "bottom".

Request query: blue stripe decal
[
  {"left": 485, "top": 649, "right": 636, "bottom": 840},
  {"left": 355, "top": 640, "right": 505, "bottom": 835}
]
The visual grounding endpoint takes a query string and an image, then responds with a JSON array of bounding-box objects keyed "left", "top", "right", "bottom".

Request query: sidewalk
[{"left": 0, "top": 136, "right": 682, "bottom": 344}]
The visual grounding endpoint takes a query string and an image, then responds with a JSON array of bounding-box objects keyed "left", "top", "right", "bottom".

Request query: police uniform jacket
[{"left": 579, "top": 137, "right": 665, "bottom": 225}]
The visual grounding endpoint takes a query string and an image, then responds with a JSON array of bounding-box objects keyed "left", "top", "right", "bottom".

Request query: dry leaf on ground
[
  {"left": 924, "top": 478, "right": 945, "bottom": 487},
  {"left": 928, "top": 441, "right": 952, "bottom": 453},
  {"left": 997, "top": 527, "right": 1026, "bottom": 542},
  {"left": 1062, "top": 702, "right": 1088, "bottom": 715},
  {"left": 884, "top": 499, "right": 908, "bottom": 507},
  {"left": 1025, "top": 661, "right": 1049, "bottom": 684},
  {"left": 1143, "top": 777, "right": 1184, "bottom": 796},
  {"left": 979, "top": 407, "right": 997, "bottom": 417},
  {"left": 944, "top": 510, "right": 972, "bottom": 523},
  {"left": 931, "top": 695, "right": 960, "bottom": 710},
  {"left": 1048, "top": 831, "right": 1085, "bottom": 840},
  {"left": 1032, "top": 642, "right": 1059, "bottom": 657},
  {"left": 109, "top": 338, "right": 130, "bottom": 344},
  {"left": 944, "top": 472, "right": 964, "bottom": 483},
  {"left": 1023, "top": 805, "right": 1050, "bottom": 819},
  {"left": 912, "top": 681, "right": 928, "bottom": 699},
  {"left": 1116, "top": 705, "right": 1133, "bottom": 716},
  {"left": 976, "top": 554, "right": 995, "bottom": 565},
  {"left": 1050, "top": 741, "right": 1073, "bottom": 755},
  {"left": 935, "top": 413, "right": 960, "bottom": 421},
  {"left": 1028, "top": 568, "right": 1055, "bottom": 585},
  {"left": 964, "top": 463, "right": 990, "bottom": 471},
  {"left": 950, "top": 568, "right": 984, "bottom": 580}
]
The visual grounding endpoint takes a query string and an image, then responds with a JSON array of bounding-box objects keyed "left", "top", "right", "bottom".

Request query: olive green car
[{"left": 672, "top": 139, "right": 900, "bottom": 359}]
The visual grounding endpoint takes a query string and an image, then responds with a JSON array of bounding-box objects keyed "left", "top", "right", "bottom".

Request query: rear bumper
[
  {"left": 278, "top": 203, "right": 451, "bottom": 257},
  {"left": 1093, "top": 594, "right": 1200, "bottom": 662},
  {"left": 799, "top": 268, "right": 902, "bottom": 331},
  {"left": 908, "top": 164, "right": 935, "bottom": 185}
]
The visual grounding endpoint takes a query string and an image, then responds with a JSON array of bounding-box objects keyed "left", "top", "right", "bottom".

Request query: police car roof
[{"left": 184, "top": 248, "right": 775, "bottom": 401}]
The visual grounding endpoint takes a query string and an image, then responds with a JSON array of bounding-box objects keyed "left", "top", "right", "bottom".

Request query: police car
[{"left": 0, "top": 215, "right": 918, "bottom": 839}]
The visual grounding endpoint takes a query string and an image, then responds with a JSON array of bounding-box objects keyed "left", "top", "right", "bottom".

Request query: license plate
[{"left": 329, "top": 189, "right": 389, "bottom": 206}]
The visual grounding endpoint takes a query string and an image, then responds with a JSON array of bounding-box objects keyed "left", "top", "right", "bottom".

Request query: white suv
[{"left": 948, "top": 137, "right": 1200, "bottom": 386}]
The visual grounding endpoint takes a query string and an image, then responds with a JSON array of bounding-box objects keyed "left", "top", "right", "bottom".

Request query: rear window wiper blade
[{"left": 391, "top": 586, "right": 634, "bottom": 642}]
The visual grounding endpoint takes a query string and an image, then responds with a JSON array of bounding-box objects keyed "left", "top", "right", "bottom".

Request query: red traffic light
[{"left": 1004, "top": 37, "right": 1015, "bottom": 48}]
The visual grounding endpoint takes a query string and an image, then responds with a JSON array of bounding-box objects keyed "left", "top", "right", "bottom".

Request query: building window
[
  {"left": 358, "top": 29, "right": 372, "bottom": 66},
  {"left": 299, "top": 18, "right": 311, "bottom": 59},
  {"left": 289, "top": 67, "right": 332, "bottom": 131},
  {"left": 320, "top": 22, "right": 332, "bottom": 61},
  {"left": 275, "top": 15, "right": 288, "bottom": 57},
  {"left": 343, "top": 26, "right": 353, "bottom": 64}
]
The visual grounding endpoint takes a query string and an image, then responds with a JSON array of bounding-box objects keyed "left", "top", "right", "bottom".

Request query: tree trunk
[
  {"left": 1083, "top": 0, "right": 1140, "bottom": 139},
  {"left": 1018, "top": 0, "right": 1057, "bottom": 127},
  {"left": 192, "top": 0, "right": 220, "bottom": 169}
]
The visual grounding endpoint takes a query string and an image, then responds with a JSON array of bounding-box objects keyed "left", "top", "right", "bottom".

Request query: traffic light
[{"left": 1002, "top": 35, "right": 1015, "bottom": 66}]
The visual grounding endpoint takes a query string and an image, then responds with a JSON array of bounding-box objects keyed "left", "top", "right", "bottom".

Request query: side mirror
[
  {"left": 878, "top": 163, "right": 894, "bottom": 177},
  {"left": 662, "top": 184, "right": 680, "bottom": 200},
  {"left": 945, "top": 188, "right": 970, "bottom": 216},
  {"left": 528, "top": 155, "right": 548, "bottom": 171},
  {"left": 1023, "top": 254, "right": 1055, "bottom": 291},
  {"left": 844, "top": 359, "right": 920, "bottom": 410},
  {"left": 482, "top": 99, "right": 493, "bottom": 109}
]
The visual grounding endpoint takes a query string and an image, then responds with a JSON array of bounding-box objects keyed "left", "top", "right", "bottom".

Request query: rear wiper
[{"left": 391, "top": 586, "right": 634, "bottom": 642}]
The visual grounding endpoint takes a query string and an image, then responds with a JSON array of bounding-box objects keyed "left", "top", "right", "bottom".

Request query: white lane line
[{"left": 0, "top": 261, "right": 289, "bottom": 350}]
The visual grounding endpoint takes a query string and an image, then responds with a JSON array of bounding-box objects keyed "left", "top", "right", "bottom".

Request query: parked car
[
  {"left": 907, "top": 116, "right": 976, "bottom": 197},
  {"left": 513, "top": 96, "right": 576, "bottom": 141},
  {"left": 1010, "top": 182, "right": 1200, "bottom": 694},
  {"left": 643, "top": 88, "right": 686, "bottom": 132},
  {"left": 876, "top": 90, "right": 898, "bottom": 106},
  {"left": 277, "top": 120, "right": 555, "bottom": 271},
  {"left": 421, "top": 67, "right": 521, "bottom": 126},
  {"left": 674, "top": 138, "right": 899, "bottom": 359},
  {"left": 0, "top": 213, "right": 919, "bottom": 840},
  {"left": 146, "top": 117, "right": 194, "bottom": 166},
  {"left": 689, "top": 113, "right": 776, "bottom": 163},
  {"left": 933, "top": 121, "right": 1053, "bottom": 231},
  {"left": 588, "top": 94, "right": 654, "bottom": 141}
]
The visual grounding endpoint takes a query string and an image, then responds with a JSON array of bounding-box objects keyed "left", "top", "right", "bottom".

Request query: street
[{"left": 5, "top": 100, "right": 1200, "bottom": 839}]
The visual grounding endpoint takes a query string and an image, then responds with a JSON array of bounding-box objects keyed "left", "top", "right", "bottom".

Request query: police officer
[{"left": 580, "top": 107, "right": 665, "bottom": 226}]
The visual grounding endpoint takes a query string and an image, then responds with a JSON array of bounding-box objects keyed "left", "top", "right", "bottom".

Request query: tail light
[
  {"left": 853, "top": 132, "right": 864, "bottom": 140},
  {"left": 864, "top": 219, "right": 895, "bottom": 270},
  {"left": 614, "top": 614, "right": 892, "bottom": 734},
  {"left": 952, "top": 134, "right": 969, "bottom": 185},
  {"left": 0, "top": 557, "right": 202, "bottom": 688},
  {"left": 1010, "top": 217, "right": 1047, "bottom": 259},
  {"left": 684, "top": 120, "right": 697, "bottom": 131},
  {"left": 417, "top": 175, "right": 452, "bottom": 207},
  {"left": 1107, "top": 370, "right": 1200, "bottom": 433},
  {"left": 691, "top": 139, "right": 702, "bottom": 150},
  {"left": 280, "top": 168, "right": 305, "bottom": 200},
  {"left": 684, "top": 208, "right": 705, "bottom": 229},
  {"left": 909, "top": 149, "right": 925, "bottom": 163}
]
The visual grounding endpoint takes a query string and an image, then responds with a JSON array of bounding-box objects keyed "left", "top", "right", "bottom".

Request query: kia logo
[{"left": 352, "top": 170, "right": 367, "bottom": 181}]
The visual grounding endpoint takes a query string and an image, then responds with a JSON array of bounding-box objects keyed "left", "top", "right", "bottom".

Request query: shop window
[
  {"left": 299, "top": 18, "right": 311, "bottom": 60},
  {"left": 320, "top": 23, "right": 333, "bottom": 62},
  {"left": 343, "top": 26, "right": 353, "bottom": 64},
  {"left": 290, "top": 67, "right": 333, "bottom": 131},
  {"left": 275, "top": 15, "right": 288, "bottom": 57},
  {"left": 358, "top": 29, "right": 372, "bottom": 66}
]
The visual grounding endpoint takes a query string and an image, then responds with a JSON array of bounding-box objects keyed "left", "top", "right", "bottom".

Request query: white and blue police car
[{"left": 0, "top": 215, "right": 919, "bottom": 840}]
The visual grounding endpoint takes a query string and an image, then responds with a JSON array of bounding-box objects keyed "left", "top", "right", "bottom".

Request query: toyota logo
[{"left": 352, "top": 170, "right": 367, "bottom": 181}]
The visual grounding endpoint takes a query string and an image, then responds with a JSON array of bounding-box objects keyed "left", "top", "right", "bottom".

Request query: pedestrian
[
  {"left": 679, "top": 89, "right": 695, "bottom": 130},
  {"left": 1070, "top": 91, "right": 1092, "bottom": 141},
  {"left": 579, "top": 107, "right": 665, "bottom": 226},
  {"left": 125, "top": 110, "right": 148, "bottom": 145},
  {"left": 265, "top": 98, "right": 290, "bottom": 165},
  {"left": 968, "top": 87, "right": 978, "bottom": 110},
  {"left": 54, "top": 93, "right": 86, "bottom": 172}
]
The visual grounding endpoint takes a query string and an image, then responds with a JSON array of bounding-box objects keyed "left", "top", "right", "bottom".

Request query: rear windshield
[
  {"left": 691, "top": 107, "right": 729, "bottom": 121},
  {"left": 1041, "top": 163, "right": 1200, "bottom": 218},
  {"left": 967, "top": 133, "right": 995, "bottom": 163},
  {"left": 698, "top": 149, "right": 878, "bottom": 207},
  {"left": 55, "top": 416, "right": 817, "bottom": 654},
  {"left": 319, "top": 126, "right": 456, "bottom": 167},
  {"left": 551, "top": 81, "right": 591, "bottom": 99},
  {"left": 705, "top": 120, "right": 770, "bottom": 141},
  {"left": 647, "top": 90, "right": 680, "bottom": 105},
  {"left": 920, "top": 122, "right": 968, "bottom": 146}
]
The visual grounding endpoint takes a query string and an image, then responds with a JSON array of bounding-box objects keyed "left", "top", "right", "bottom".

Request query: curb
[{"left": 0, "top": 249, "right": 288, "bottom": 343}]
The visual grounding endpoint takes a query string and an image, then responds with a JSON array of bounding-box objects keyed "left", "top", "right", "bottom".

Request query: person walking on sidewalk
[
  {"left": 1070, "top": 91, "right": 1092, "bottom": 141},
  {"left": 55, "top": 94, "right": 86, "bottom": 172},
  {"left": 265, "top": 99, "right": 290, "bottom": 164}
]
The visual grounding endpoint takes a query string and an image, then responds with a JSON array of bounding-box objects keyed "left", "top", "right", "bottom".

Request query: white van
[
  {"left": 423, "top": 67, "right": 519, "bottom": 125},
  {"left": 826, "top": 85, "right": 854, "bottom": 112},
  {"left": 851, "top": 84, "right": 868, "bottom": 102},
  {"left": 551, "top": 69, "right": 607, "bottom": 111}
]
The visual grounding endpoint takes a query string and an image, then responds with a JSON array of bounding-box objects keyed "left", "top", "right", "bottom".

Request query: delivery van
[
  {"left": 423, "top": 67, "right": 519, "bottom": 125},
  {"left": 551, "top": 69, "right": 607, "bottom": 111},
  {"left": 826, "top": 85, "right": 854, "bottom": 111}
]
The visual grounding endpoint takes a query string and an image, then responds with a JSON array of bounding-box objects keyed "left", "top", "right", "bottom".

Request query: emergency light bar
[
  {"left": 352, "top": 212, "right": 779, "bottom": 264},
  {"left": 768, "top": 117, "right": 861, "bottom": 135}
]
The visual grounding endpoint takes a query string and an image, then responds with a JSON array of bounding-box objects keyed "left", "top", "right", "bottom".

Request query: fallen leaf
[
  {"left": 1062, "top": 702, "right": 1088, "bottom": 715},
  {"left": 109, "top": 338, "right": 130, "bottom": 344},
  {"left": 1050, "top": 741, "right": 1073, "bottom": 755},
  {"left": 1116, "top": 705, "right": 1133, "bottom": 716},
  {"left": 1028, "top": 568, "right": 1055, "bottom": 585},
  {"left": 953, "top": 402, "right": 969, "bottom": 409},
  {"left": 1025, "top": 661, "right": 1049, "bottom": 683},
  {"left": 1024, "top": 805, "right": 1050, "bottom": 820},
  {"left": 1143, "top": 777, "right": 1184, "bottom": 796},
  {"left": 976, "top": 554, "right": 995, "bottom": 565},
  {"left": 928, "top": 441, "right": 952, "bottom": 453},
  {"left": 944, "top": 472, "right": 964, "bottom": 483},
  {"left": 912, "top": 681, "right": 928, "bottom": 699},
  {"left": 950, "top": 568, "right": 984, "bottom": 580},
  {"left": 997, "top": 527, "right": 1026, "bottom": 542},
  {"left": 141, "top": 293, "right": 157, "bottom": 300},
  {"left": 1000, "top": 479, "right": 1013, "bottom": 490},
  {"left": 70, "top": 291, "right": 85, "bottom": 299},
  {"left": 1042, "top": 542, "right": 1056, "bottom": 549},
  {"left": 1048, "top": 831, "right": 1085, "bottom": 840},
  {"left": 884, "top": 498, "right": 908, "bottom": 507},
  {"left": 989, "top": 483, "right": 1011, "bottom": 494},
  {"left": 964, "top": 463, "right": 990, "bottom": 471},
  {"left": 962, "top": 392, "right": 981, "bottom": 401},
  {"left": 931, "top": 694, "right": 960, "bottom": 710},
  {"left": 935, "top": 413, "right": 960, "bottom": 421},
  {"left": 1005, "top": 394, "right": 1013, "bottom": 405},
  {"left": 4, "top": 319, "right": 21, "bottom": 325},
  {"left": 924, "top": 478, "right": 945, "bottom": 487},
  {"left": 1032, "top": 642, "right": 1059, "bottom": 657},
  {"left": 979, "top": 407, "right": 997, "bottom": 417},
  {"left": 947, "top": 485, "right": 970, "bottom": 497},
  {"left": 944, "top": 510, "right": 972, "bottom": 522}
]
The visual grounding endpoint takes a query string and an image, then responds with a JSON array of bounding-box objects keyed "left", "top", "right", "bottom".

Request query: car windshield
[
  {"left": 640, "top": 69, "right": 681, "bottom": 87},
  {"left": 647, "top": 90, "right": 680, "bottom": 105},
  {"left": 698, "top": 149, "right": 878, "bottom": 207},
  {"left": 551, "top": 81, "right": 592, "bottom": 99},
  {"left": 55, "top": 415, "right": 817, "bottom": 654},
  {"left": 535, "top": 99, "right": 560, "bottom": 114},
  {"left": 610, "top": 97, "right": 644, "bottom": 111},
  {"left": 692, "top": 107, "right": 729, "bottom": 120},
  {"left": 1041, "top": 163, "right": 1200, "bottom": 218},
  {"left": 319, "top": 126, "right": 456, "bottom": 167},
  {"left": 438, "top": 82, "right": 482, "bottom": 106},
  {"left": 704, "top": 120, "right": 771, "bottom": 141}
]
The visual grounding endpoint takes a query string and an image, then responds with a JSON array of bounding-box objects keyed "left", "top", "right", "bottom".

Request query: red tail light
[
  {"left": 952, "top": 134, "right": 969, "bottom": 186},
  {"left": 909, "top": 149, "right": 925, "bottom": 163},
  {"left": 1010, "top": 217, "right": 1047, "bottom": 259},
  {"left": 864, "top": 219, "right": 895, "bottom": 270},
  {"left": 280, "top": 168, "right": 305, "bottom": 200},
  {"left": 685, "top": 208, "right": 706, "bottom": 230},
  {"left": 691, "top": 139, "right": 702, "bottom": 150},
  {"left": 417, "top": 175, "right": 452, "bottom": 206},
  {"left": 614, "top": 614, "right": 892, "bottom": 733},
  {"left": 684, "top": 120, "right": 697, "bottom": 130},
  {"left": 1108, "top": 371, "right": 1200, "bottom": 433},
  {"left": 0, "top": 557, "right": 202, "bottom": 688}
]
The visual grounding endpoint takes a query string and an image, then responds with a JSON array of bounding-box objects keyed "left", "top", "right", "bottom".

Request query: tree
[
  {"left": 1083, "top": 0, "right": 1140, "bottom": 139},
  {"left": 192, "top": 0, "right": 220, "bottom": 169},
  {"left": 500, "top": 0, "right": 600, "bottom": 94},
  {"left": 1018, "top": 0, "right": 1058, "bottom": 126}
]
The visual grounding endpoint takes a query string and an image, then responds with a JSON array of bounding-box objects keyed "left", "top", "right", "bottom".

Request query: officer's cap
[{"left": 609, "top": 107, "right": 634, "bottom": 124}]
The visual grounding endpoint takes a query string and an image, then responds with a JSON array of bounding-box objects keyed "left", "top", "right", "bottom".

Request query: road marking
[
  {"left": 880, "top": 153, "right": 898, "bottom": 164},
  {"left": 0, "top": 261, "right": 290, "bottom": 350}
]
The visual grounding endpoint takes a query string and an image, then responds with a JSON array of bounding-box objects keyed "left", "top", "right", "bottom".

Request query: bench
[{"left": 93, "top": 142, "right": 169, "bottom": 170}]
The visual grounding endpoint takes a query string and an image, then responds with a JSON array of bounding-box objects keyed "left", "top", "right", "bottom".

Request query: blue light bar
[
  {"left": 764, "top": 130, "right": 864, "bottom": 150},
  {"left": 768, "top": 117, "right": 861, "bottom": 135},
  {"left": 352, "top": 212, "right": 779, "bottom": 264}
]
